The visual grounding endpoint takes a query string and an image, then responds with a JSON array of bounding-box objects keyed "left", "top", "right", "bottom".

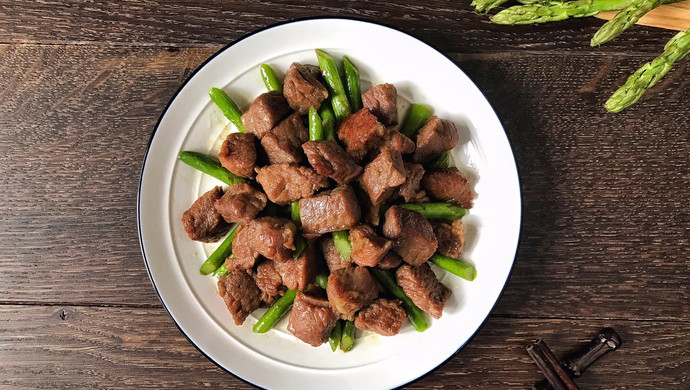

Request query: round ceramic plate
[{"left": 138, "top": 18, "right": 520, "bottom": 390}]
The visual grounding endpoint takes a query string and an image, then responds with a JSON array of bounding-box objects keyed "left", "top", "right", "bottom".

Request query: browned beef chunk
[
  {"left": 412, "top": 116, "right": 459, "bottom": 163},
  {"left": 213, "top": 183, "right": 268, "bottom": 224},
  {"left": 396, "top": 263, "right": 451, "bottom": 319},
  {"left": 299, "top": 185, "right": 361, "bottom": 237},
  {"left": 274, "top": 240, "right": 321, "bottom": 290},
  {"left": 232, "top": 217, "right": 297, "bottom": 266},
  {"left": 225, "top": 252, "right": 257, "bottom": 271},
  {"left": 241, "top": 91, "right": 291, "bottom": 138},
  {"left": 327, "top": 266, "right": 378, "bottom": 321},
  {"left": 337, "top": 108, "right": 386, "bottom": 161},
  {"left": 255, "top": 163, "right": 329, "bottom": 204},
  {"left": 255, "top": 260, "right": 284, "bottom": 304},
  {"left": 377, "top": 251, "right": 403, "bottom": 270},
  {"left": 320, "top": 236, "right": 352, "bottom": 271},
  {"left": 287, "top": 291, "right": 338, "bottom": 347},
  {"left": 181, "top": 186, "right": 229, "bottom": 242},
  {"left": 362, "top": 83, "right": 398, "bottom": 126},
  {"left": 354, "top": 298, "right": 406, "bottom": 336},
  {"left": 397, "top": 162, "right": 426, "bottom": 203},
  {"left": 359, "top": 189, "right": 382, "bottom": 226},
  {"left": 421, "top": 168, "right": 475, "bottom": 208},
  {"left": 432, "top": 220, "right": 465, "bottom": 259},
  {"left": 302, "top": 140, "right": 363, "bottom": 184},
  {"left": 218, "top": 132, "right": 257, "bottom": 179},
  {"left": 381, "top": 130, "right": 415, "bottom": 155},
  {"left": 283, "top": 62, "right": 329, "bottom": 115},
  {"left": 349, "top": 224, "right": 392, "bottom": 267},
  {"left": 260, "top": 113, "right": 308, "bottom": 165},
  {"left": 218, "top": 271, "right": 262, "bottom": 325},
  {"left": 359, "top": 148, "right": 407, "bottom": 205},
  {"left": 382, "top": 206, "right": 437, "bottom": 266}
]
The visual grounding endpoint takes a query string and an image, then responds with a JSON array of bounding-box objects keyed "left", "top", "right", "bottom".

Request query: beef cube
[
  {"left": 213, "top": 182, "right": 268, "bottom": 224},
  {"left": 241, "top": 91, "right": 291, "bottom": 139},
  {"left": 397, "top": 162, "right": 426, "bottom": 203},
  {"left": 320, "top": 236, "right": 352, "bottom": 271},
  {"left": 349, "top": 224, "right": 392, "bottom": 267},
  {"left": 432, "top": 220, "right": 465, "bottom": 259},
  {"left": 382, "top": 206, "right": 437, "bottom": 266},
  {"left": 421, "top": 168, "right": 475, "bottom": 208},
  {"left": 232, "top": 217, "right": 297, "bottom": 266},
  {"left": 359, "top": 148, "right": 407, "bottom": 205},
  {"left": 299, "top": 185, "right": 361, "bottom": 237},
  {"left": 327, "top": 266, "right": 378, "bottom": 321},
  {"left": 218, "top": 132, "right": 257, "bottom": 179},
  {"left": 287, "top": 291, "right": 338, "bottom": 347},
  {"left": 337, "top": 108, "right": 386, "bottom": 161},
  {"left": 218, "top": 271, "right": 262, "bottom": 325},
  {"left": 255, "top": 163, "right": 329, "bottom": 205},
  {"left": 412, "top": 116, "right": 459, "bottom": 163},
  {"left": 381, "top": 130, "right": 415, "bottom": 155},
  {"left": 261, "top": 113, "right": 308, "bottom": 165},
  {"left": 362, "top": 83, "right": 398, "bottom": 126},
  {"left": 181, "top": 186, "right": 229, "bottom": 242},
  {"left": 377, "top": 251, "right": 403, "bottom": 270},
  {"left": 359, "top": 189, "right": 382, "bottom": 227},
  {"left": 354, "top": 298, "right": 406, "bottom": 336},
  {"left": 225, "top": 252, "right": 257, "bottom": 271},
  {"left": 302, "top": 140, "right": 363, "bottom": 184},
  {"left": 255, "top": 260, "right": 284, "bottom": 304},
  {"left": 274, "top": 240, "right": 321, "bottom": 290},
  {"left": 283, "top": 62, "right": 329, "bottom": 115},
  {"left": 396, "top": 263, "right": 451, "bottom": 319}
]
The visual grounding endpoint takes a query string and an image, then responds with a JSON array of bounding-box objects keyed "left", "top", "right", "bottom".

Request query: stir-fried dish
[{"left": 179, "top": 50, "right": 477, "bottom": 351}]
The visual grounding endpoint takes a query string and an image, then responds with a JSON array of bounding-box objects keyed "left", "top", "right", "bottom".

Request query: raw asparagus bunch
[
  {"left": 473, "top": 0, "right": 511, "bottom": 12},
  {"left": 605, "top": 27, "right": 690, "bottom": 112},
  {"left": 591, "top": 0, "right": 684, "bottom": 46},
  {"left": 492, "top": 0, "right": 633, "bottom": 25}
]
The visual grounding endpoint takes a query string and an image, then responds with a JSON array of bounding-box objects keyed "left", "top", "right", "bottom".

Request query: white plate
[{"left": 138, "top": 18, "right": 520, "bottom": 390}]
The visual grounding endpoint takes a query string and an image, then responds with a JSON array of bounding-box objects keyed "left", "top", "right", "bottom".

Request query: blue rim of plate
[{"left": 137, "top": 17, "right": 522, "bottom": 390}]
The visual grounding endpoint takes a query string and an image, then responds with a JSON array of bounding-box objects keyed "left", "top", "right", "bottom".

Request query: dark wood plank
[
  {"left": 0, "top": 305, "right": 687, "bottom": 389},
  {"left": 0, "top": 45, "right": 687, "bottom": 322},
  {"left": 0, "top": 0, "right": 683, "bottom": 54}
]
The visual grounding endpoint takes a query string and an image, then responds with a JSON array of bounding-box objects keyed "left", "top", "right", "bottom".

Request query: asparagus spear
[
  {"left": 473, "top": 0, "right": 511, "bottom": 12},
  {"left": 398, "top": 202, "right": 467, "bottom": 220},
  {"left": 178, "top": 151, "right": 247, "bottom": 185},
  {"left": 252, "top": 289, "right": 298, "bottom": 333},
  {"left": 605, "top": 27, "right": 690, "bottom": 112},
  {"left": 260, "top": 64, "right": 282, "bottom": 93},
  {"left": 340, "top": 320, "right": 356, "bottom": 352},
  {"left": 492, "top": 0, "right": 633, "bottom": 25},
  {"left": 208, "top": 87, "right": 245, "bottom": 133},
  {"left": 591, "top": 0, "right": 684, "bottom": 46},
  {"left": 199, "top": 224, "right": 240, "bottom": 275},
  {"left": 430, "top": 254, "right": 478, "bottom": 281},
  {"left": 308, "top": 106, "right": 324, "bottom": 141}
]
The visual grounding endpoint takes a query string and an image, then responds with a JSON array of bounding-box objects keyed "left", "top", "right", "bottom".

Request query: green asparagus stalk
[
  {"left": 178, "top": 151, "right": 247, "bottom": 185},
  {"left": 428, "top": 152, "right": 452, "bottom": 169},
  {"left": 492, "top": 0, "right": 633, "bottom": 25},
  {"left": 208, "top": 87, "right": 245, "bottom": 133},
  {"left": 591, "top": 0, "right": 683, "bottom": 46},
  {"left": 318, "top": 104, "right": 336, "bottom": 140},
  {"left": 332, "top": 230, "right": 352, "bottom": 259},
  {"left": 398, "top": 202, "right": 467, "bottom": 220},
  {"left": 199, "top": 224, "right": 240, "bottom": 275},
  {"left": 260, "top": 64, "right": 282, "bottom": 93},
  {"left": 252, "top": 289, "right": 298, "bottom": 333},
  {"left": 400, "top": 104, "right": 433, "bottom": 138},
  {"left": 342, "top": 56, "right": 363, "bottom": 112},
  {"left": 340, "top": 320, "right": 356, "bottom": 352},
  {"left": 212, "top": 263, "right": 230, "bottom": 277},
  {"left": 370, "top": 268, "right": 429, "bottom": 332},
  {"left": 315, "top": 49, "right": 352, "bottom": 121},
  {"left": 473, "top": 0, "right": 511, "bottom": 12},
  {"left": 605, "top": 27, "right": 690, "bottom": 112},
  {"left": 329, "top": 320, "right": 343, "bottom": 351},
  {"left": 430, "top": 253, "right": 478, "bottom": 281},
  {"left": 308, "top": 106, "right": 324, "bottom": 141}
]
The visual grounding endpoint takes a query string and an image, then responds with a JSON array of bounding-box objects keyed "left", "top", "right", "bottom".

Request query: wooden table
[{"left": 1, "top": 2, "right": 688, "bottom": 388}]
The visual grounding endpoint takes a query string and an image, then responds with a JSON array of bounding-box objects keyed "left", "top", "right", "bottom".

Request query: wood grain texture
[
  {"left": 0, "top": 305, "right": 688, "bottom": 389},
  {"left": 0, "top": 0, "right": 684, "bottom": 54},
  {"left": 0, "top": 45, "right": 688, "bottom": 323}
]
